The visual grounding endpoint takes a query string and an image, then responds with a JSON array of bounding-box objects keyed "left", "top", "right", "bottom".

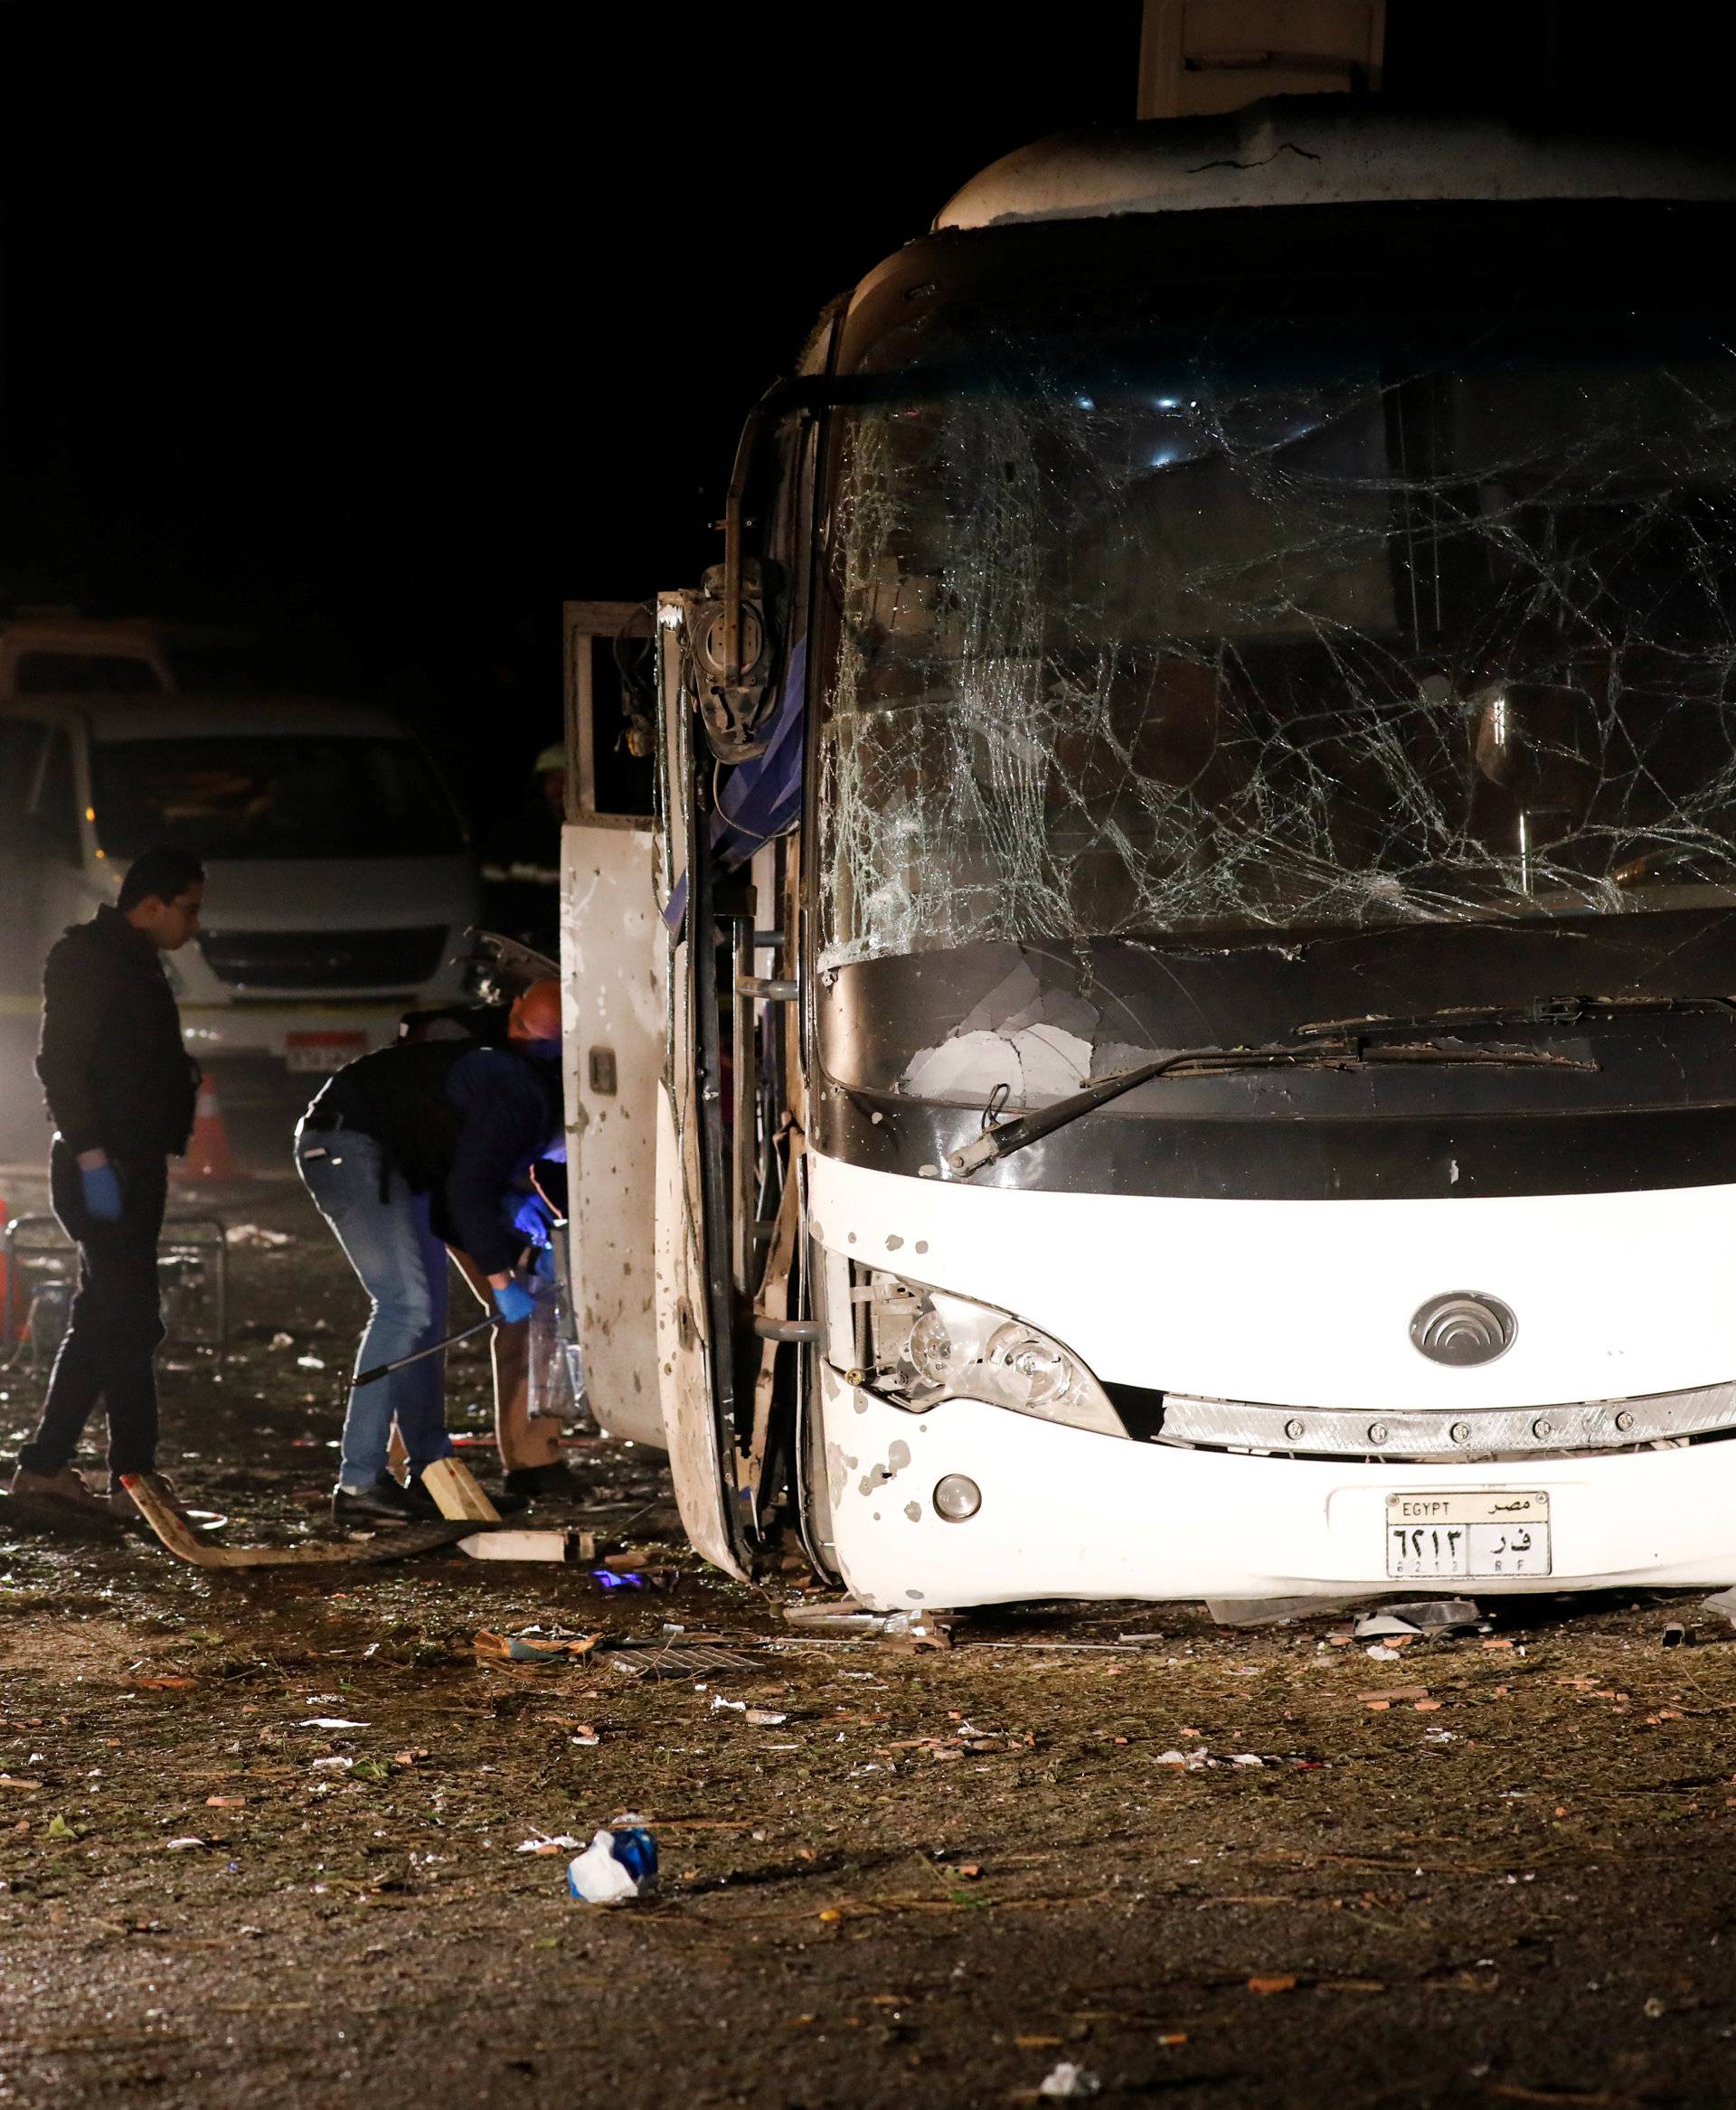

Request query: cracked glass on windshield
[{"left": 816, "top": 314, "right": 1736, "bottom": 975}]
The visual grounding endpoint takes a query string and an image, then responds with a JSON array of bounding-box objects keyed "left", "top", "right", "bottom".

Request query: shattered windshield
[{"left": 816, "top": 311, "right": 1736, "bottom": 971}]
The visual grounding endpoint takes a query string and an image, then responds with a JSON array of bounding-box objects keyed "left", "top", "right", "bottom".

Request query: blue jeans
[{"left": 295, "top": 1121, "right": 456, "bottom": 1489}]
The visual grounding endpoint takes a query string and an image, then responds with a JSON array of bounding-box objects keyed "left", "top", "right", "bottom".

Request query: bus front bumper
[{"left": 822, "top": 1373, "right": 1736, "bottom": 1612}]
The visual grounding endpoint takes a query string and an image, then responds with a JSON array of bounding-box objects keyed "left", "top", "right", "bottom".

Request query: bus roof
[{"left": 936, "top": 100, "right": 1736, "bottom": 232}]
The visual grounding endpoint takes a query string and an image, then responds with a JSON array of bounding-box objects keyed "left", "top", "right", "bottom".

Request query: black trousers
[{"left": 18, "top": 1142, "right": 168, "bottom": 1479}]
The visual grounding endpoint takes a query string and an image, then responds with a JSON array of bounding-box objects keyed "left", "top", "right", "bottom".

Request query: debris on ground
[
  {"left": 224, "top": 1224, "right": 295, "bottom": 1248},
  {"left": 1353, "top": 1598, "right": 1482, "bottom": 1639},
  {"left": 782, "top": 1601, "right": 899, "bottom": 1634},
  {"left": 710, "top": 1696, "right": 788, "bottom": 1726},
  {"left": 1205, "top": 1596, "right": 1363, "bottom": 1626},
  {"left": 474, "top": 1627, "right": 599, "bottom": 1663},
  {"left": 604, "top": 1642, "right": 762, "bottom": 1681},
  {"left": 1037, "top": 2062, "right": 1101, "bottom": 2099},
  {"left": 4, "top": 1154, "right": 1735, "bottom": 2105},
  {"left": 566, "top": 1824, "right": 658, "bottom": 1903}
]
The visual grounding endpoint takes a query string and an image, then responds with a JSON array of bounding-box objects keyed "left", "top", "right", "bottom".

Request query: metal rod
[{"left": 354, "top": 1314, "right": 495, "bottom": 1389}]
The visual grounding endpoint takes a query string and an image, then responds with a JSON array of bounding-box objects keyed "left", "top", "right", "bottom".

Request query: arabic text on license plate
[
  {"left": 284, "top": 1032, "right": 368, "bottom": 1074},
  {"left": 1385, "top": 1490, "right": 1551, "bottom": 1579}
]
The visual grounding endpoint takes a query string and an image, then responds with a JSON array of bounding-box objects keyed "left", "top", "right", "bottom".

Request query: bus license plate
[
  {"left": 285, "top": 1031, "right": 368, "bottom": 1074},
  {"left": 1385, "top": 1491, "right": 1551, "bottom": 1578}
]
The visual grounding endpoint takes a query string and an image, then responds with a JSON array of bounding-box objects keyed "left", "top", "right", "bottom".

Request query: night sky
[
  {"left": 1, "top": 9, "right": 1146, "bottom": 827},
  {"left": 0, "top": 4, "right": 1711, "bottom": 836}
]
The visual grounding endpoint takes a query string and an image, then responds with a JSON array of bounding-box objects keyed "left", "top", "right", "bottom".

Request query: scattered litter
[
  {"left": 1228, "top": 1753, "right": 1264, "bottom": 1767},
  {"left": 747, "top": 1709, "right": 788, "bottom": 1727},
  {"left": 310, "top": 1757, "right": 354, "bottom": 1772},
  {"left": 782, "top": 1602, "right": 898, "bottom": 1635},
  {"left": 571, "top": 1732, "right": 600, "bottom": 1747},
  {"left": 225, "top": 1224, "right": 294, "bottom": 1248},
  {"left": 1248, "top": 1974, "right": 1298, "bottom": 1995},
  {"left": 204, "top": 1795, "right": 245, "bottom": 1808},
  {"left": 474, "top": 1629, "right": 599, "bottom": 1664},
  {"left": 1661, "top": 1621, "right": 1689, "bottom": 1650},
  {"left": 566, "top": 1824, "right": 657, "bottom": 1904},
  {"left": 0, "top": 1777, "right": 42, "bottom": 1792},
  {"left": 1703, "top": 1587, "right": 1736, "bottom": 1627},
  {"left": 516, "top": 1833, "right": 582, "bottom": 1855},
  {"left": 269, "top": 1332, "right": 294, "bottom": 1351},
  {"left": 1363, "top": 1644, "right": 1401, "bottom": 1661},
  {"left": 164, "top": 1836, "right": 206, "bottom": 1851},
  {"left": 295, "top": 1355, "right": 326, "bottom": 1371},
  {"left": 1155, "top": 1747, "right": 1210, "bottom": 1771},
  {"left": 1354, "top": 1599, "right": 1481, "bottom": 1639},
  {"left": 711, "top": 1695, "right": 748, "bottom": 1713},
  {"left": 298, "top": 1718, "right": 368, "bottom": 1729},
  {"left": 605, "top": 1643, "right": 760, "bottom": 1682},
  {"left": 1038, "top": 2063, "right": 1101, "bottom": 2100}
]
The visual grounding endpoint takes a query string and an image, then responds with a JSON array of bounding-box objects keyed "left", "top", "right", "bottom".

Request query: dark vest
[{"left": 310, "top": 1039, "right": 468, "bottom": 1194}]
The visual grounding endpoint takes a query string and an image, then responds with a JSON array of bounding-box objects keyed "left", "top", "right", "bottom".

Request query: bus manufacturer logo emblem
[{"left": 1410, "top": 1293, "right": 1516, "bottom": 1367}]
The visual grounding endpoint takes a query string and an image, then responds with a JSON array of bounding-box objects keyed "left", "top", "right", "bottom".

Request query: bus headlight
[
  {"left": 908, "top": 1306, "right": 960, "bottom": 1387},
  {"left": 854, "top": 1269, "right": 1125, "bottom": 1438}
]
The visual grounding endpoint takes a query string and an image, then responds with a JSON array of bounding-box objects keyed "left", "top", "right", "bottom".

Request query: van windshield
[
  {"left": 816, "top": 311, "right": 1736, "bottom": 970},
  {"left": 91, "top": 737, "right": 466, "bottom": 860}
]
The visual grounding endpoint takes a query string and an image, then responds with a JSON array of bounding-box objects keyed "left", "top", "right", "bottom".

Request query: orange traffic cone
[{"left": 180, "top": 1079, "right": 236, "bottom": 1181}]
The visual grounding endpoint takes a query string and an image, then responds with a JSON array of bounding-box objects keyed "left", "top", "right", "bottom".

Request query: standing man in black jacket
[{"left": 10, "top": 846, "right": 205, "bottom": 1525}]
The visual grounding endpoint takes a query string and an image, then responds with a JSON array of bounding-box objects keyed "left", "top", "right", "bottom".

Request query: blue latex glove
[
  {"left": 80, "top": 1162, "right": 123, "bottom": 1223},
  {"left": 511, "top": 1191, "right": 555, "bottom": 1247},
  {"left": 533, "top": 1244, "right": 556, "bottom": 1283},
  {"left": 492, "top": 1280, "right": 535, "bottom": 1324}
]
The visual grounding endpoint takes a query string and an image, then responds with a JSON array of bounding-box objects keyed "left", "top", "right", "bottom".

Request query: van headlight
[{"left": 852, "top": 1269, "right": 1126, "bottom": 1438}]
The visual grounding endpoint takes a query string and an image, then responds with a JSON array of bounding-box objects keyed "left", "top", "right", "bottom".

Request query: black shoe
[
  {"left": 331, "top": 1474, "right": 420, "bottom": 1527},
  {"left": 503, "top": 1461, "right": 580, "bottom": 1502}
]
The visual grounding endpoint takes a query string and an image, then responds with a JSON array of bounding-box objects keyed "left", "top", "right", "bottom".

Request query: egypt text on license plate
[{"left": 1385, "top": 1490, "right": 1551, "bottom": 1578}]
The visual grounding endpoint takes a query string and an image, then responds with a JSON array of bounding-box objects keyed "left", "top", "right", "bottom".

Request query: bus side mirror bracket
[{"left": 684, "top": 382, "right": 791, "bottom": 763}]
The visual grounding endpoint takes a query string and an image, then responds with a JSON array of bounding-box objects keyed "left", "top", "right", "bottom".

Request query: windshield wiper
[
  {"left": 1297, "top": 994, "right": 1734, "bottom": 1039},
  {"left": 947, "top": 1039, "right": 1598, "bottom": 1177}
]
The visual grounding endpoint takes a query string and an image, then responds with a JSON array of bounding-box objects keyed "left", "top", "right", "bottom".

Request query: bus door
[{"left": 559, "top": 598, "right": 667, "bottom": 1451}]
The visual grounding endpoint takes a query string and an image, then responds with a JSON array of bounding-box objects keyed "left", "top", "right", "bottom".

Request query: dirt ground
[{"left": 1, "top": 1077, "right": 1735, "bottom": 2109}]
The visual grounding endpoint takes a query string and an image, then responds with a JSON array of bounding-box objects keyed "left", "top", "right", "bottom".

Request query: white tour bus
[{"left": 563, "top": 101, "right": 1736, "bottom": 1612}]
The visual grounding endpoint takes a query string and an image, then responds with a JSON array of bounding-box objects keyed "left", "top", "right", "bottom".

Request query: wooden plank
[
  {"left": 457, "top": 1529, "right": 571, "bottom": 1563},
  {"left": 419, "top": 1456, "right": 504, "bottom": 1524},
  {"left": 119, "top": 1476, "right": 467, "bottom": 1569}
]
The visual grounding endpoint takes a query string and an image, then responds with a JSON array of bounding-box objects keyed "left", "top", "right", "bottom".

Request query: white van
[
  {"left": 0, "top": 692, "right": 477, "bottom": 1069},
  {"left": 0, "top": 616, "right": 175, "bottom": 702}
]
